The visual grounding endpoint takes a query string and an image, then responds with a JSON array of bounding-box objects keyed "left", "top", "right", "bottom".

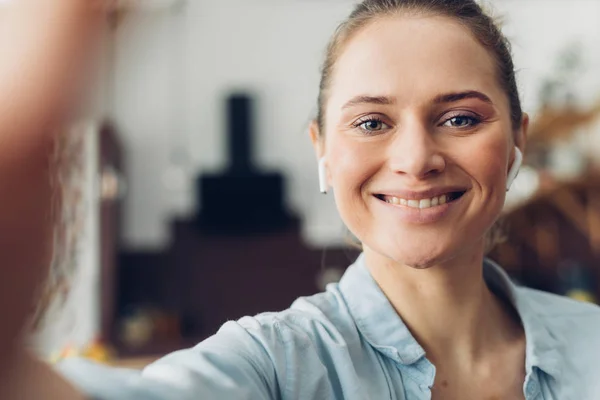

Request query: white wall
[
  {"left": 111, "top": 0, "right": 600, "bottom": 250},
  {"left": 497, "top": 0, "right": 600, "bottom": 112}
]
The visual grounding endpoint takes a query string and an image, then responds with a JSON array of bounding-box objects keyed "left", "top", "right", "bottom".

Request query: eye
[
  {"left": 442, "top": 115, "right": 481, "bottom": 128},
  {"left": 354, "top": 117, "right": 390, "bottom": 133}
]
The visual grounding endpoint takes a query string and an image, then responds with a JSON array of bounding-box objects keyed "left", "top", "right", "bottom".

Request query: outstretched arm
[{"left": 0, "top": 1, "right": 106, "bottom": 398}]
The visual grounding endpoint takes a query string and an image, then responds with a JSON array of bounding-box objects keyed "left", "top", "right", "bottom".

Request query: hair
[
  {"left": 315, "top": 0, "right": 522, "bottom": 135},
  {"left": 30, "top": 126, "right": 87, "bottom": 334},
  {"left": 317, "top": 0, "right": 520, "bottom": 253}
]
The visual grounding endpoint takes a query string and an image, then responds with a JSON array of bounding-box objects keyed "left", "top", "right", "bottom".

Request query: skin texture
[
  {"left": 311, "top": 15, "right": 529, "bottom": 399},
  {"left": 0, "top": 1, "right": 106, "bottom": 398}
]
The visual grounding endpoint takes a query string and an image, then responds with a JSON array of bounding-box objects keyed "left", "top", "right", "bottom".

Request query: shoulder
[
  {"left": 145, "top": 285, "right": 361, "bottom": 399},
  {"left": 59, "top": 286, "right": 363, "bottom": 400},
  {"left": 518, "top": 286, "right": 600, "bottom": 318},
  {"left": 203, "top": 283, "right": 363, "bottom": 381},
  {"left": 230, "top": 283, "right": 359, "bottom": 349},
  {"left": 517, "top": 286, "right": 600, "bottom": 345},
  {"left": 163, "top": 284, "right": 357, "bottom": 363},
  {"left": 518, "top": 288, "right": 600, "bottom": 395}
]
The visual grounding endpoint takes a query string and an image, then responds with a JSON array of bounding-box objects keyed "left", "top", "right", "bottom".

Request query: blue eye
[
  {"left": 443, "top": 115, "right": 480, "bottom": 128},
  {"left": 355, "top": 118, "right": 389, "bottom": 133}
]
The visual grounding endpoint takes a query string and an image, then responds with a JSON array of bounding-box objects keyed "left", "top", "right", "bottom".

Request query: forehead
[{"left": 328, "top": 15, "right": 504, "bottom": 109}]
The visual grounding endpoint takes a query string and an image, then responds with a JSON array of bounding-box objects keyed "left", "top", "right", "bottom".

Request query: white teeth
[
  {"left": 407, "top": 199, "right": 420, "bottom": 208},
  {"left": 383, "top": 193, "right": 455, "bottom": 209}
]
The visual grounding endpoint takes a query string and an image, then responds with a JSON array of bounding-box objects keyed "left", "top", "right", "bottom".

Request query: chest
[
  {"left": 429, "top": 375, "right": 526, "bottom": 400},
  {"left": 429, "top": 355, "right": 527, "bottom": 400},
  {"left": 286, "top": 351, "right": 543, "bottom": 400}
]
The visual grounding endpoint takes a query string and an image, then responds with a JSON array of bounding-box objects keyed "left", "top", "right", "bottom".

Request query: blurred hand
[{"left": 0, "top": 1, "right": 108, "bottom": 398}]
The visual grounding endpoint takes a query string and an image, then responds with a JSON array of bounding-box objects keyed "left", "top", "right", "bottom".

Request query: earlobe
[{"left": 506, "top": 147, "right": 523, "bottom": 191}]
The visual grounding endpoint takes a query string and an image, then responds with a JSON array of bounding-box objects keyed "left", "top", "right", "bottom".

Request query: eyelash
[
  {"left": 440, "top": 114, "right": 482, "bottom": 129},
  {"left": 351, "top": 112, "right": 483, "bottom": 135},
  {"left": 352, "top": 116, "right": 389, "bottom": 134}
]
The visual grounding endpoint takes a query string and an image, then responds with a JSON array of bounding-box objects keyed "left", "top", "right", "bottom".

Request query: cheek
[
  {"left": 326, "top": 137, "right": 382, "bottom": 230},
  {"left": 476, "top": 142, "right": 508, "bottom": 193},
  {"left": 326, "top": 137, "right": 379, "bottom": 195},
  {"left": 451, "top": 126, "right": 509, "bottom": 187},
  {"left": 460, "top": 135, "right": 510, "bottom": 220}
]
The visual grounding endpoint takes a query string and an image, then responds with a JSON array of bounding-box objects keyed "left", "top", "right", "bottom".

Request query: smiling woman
[
  {"left": 8, "top": 0, "right": 600, "bottom": 399},
  {"left": 311, "top": 11, "right": 523, "bottom": 270}
]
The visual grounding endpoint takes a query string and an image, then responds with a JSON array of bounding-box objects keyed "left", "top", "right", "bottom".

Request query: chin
[
  {"left": 365, "top": 234, "right": 464, "bottom": 270},
  {"left": 389, "top": 251, "right": 449, "bottom": 270}
]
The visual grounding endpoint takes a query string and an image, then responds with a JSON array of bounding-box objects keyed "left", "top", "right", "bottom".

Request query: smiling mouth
[{"left": 374, "top": 191, "right": 467, "bottom": 209}]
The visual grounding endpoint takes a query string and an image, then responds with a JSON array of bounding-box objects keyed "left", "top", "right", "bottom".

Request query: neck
[{"left": 365, "top": 245, "right": 523, "bottom": 367}]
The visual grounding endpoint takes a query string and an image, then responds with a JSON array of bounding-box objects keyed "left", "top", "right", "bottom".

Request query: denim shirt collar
[
  {"left": 483, "top": 258, "right": 563, "bottom": 379},
  {"left": 338, "top": 254, "right": 563, "bottom": 381}
]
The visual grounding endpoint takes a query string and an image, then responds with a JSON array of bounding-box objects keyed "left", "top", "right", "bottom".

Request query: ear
[
  {"left": 309, "top": 120, "right": 324, "bottom": 159},
  {"left": 515, "top": 112, "right": 529, "bottom": 155},
  {"left": 506, "top": 113, "right": 529, "bottom": 191}
]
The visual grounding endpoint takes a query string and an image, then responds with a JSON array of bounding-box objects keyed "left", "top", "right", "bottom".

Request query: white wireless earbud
[
  {"left": 506, "top": 147, "right": 523, "bottom": 191},
  {"left": 318, "top": 157, "right": 328, "bottom": 194}
]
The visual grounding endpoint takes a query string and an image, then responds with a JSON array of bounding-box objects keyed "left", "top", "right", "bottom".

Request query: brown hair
[{"left": 316, "top": 0, "right": 522, "bottom": 135}]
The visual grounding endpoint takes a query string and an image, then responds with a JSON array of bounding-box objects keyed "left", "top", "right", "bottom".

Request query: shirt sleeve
[{"left": 59, "top": 319, "right": 282, "bottom": 400}]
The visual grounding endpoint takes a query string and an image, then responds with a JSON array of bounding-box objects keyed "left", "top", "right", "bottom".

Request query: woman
[{"left": 5, "top": 0, "right": 600, "bottom": 399}]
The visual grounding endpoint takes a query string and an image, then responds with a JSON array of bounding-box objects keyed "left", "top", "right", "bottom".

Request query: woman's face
[{"left": 316, "top": 15, "right": 526, "bottom": 268}]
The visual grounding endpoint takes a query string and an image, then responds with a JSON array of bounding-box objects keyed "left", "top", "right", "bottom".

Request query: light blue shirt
[{"left": 61, "top": 254, "right": 600, "bottom": 399}]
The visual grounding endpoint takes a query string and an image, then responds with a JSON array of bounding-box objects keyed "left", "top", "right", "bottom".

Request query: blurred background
[{"left": 27, "top": 0, "right": 600, "bottom": 365}]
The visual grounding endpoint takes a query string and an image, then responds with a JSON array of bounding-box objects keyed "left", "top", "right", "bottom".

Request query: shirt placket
[{"left": 524, "top": 370, "right": 542, "bottom": 400}]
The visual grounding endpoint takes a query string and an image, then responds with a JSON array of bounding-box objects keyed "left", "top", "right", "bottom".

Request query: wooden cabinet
[{"left": 114, "top": 218, "right": 358, "bottom": 356}]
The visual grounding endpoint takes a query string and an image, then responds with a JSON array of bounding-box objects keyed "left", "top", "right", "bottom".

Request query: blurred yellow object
[
  {"left": 566, "top": 289, "right": 596, "bottom": 304},
  {"left": 51, "top": 338, "right": 115, "bottom": 364},
  {"left": 82, "top": 338, "right": 114, "bottom": 364}
]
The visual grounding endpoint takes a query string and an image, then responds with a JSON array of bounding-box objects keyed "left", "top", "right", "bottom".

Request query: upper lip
[{"left": 373, "top": 186, "right": 469, "bottom": 201}]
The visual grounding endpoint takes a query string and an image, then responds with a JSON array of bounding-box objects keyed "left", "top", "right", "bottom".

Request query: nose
[{"left": 387, "top": 120, "right": 445, "bottom": 179}]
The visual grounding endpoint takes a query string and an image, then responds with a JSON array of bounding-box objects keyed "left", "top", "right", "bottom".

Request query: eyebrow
[
  {"left": 341, "top": 95, "right": 396, "bottom": 110},
  {"left": 340, "top": 90, "right": 493, "bottom": 111},
  {"left": 432, "top": 90, "right": 493, "bottom": 105}
]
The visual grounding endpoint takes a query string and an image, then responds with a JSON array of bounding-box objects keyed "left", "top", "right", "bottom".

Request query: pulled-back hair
[{"left": 316, "top": 0, "right": 521, "bottom": 134}]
